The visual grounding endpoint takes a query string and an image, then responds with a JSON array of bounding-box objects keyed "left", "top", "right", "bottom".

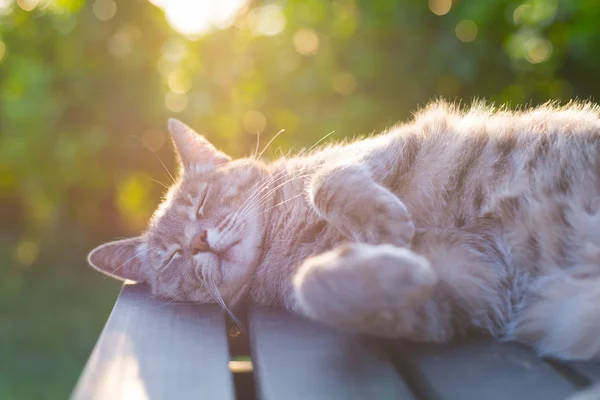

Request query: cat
[{"left": 88, "top": 101, "right": 600, "bottom": 361}]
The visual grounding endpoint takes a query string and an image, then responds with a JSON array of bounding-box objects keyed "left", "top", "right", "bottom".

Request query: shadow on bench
[{"left": 72, "top": 283, "right": 600, "bottom": 400}]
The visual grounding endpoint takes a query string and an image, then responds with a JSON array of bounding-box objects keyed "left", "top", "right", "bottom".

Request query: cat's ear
[
  {"left": 168, "top": 118, "right": 231, "bottom": 173},
  {"left": 87, "top": 237, "right": 147, "bottom": 282}
]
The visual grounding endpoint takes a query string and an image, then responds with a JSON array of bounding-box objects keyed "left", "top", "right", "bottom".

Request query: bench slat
[
  {"left": 249, "top": 307, "right": 415, "bottom": 400},
  {"left": 394, "top": 339, "right": 577, "bottom": 400},
  {"left": 72, "top": 283, "right": 235, "bottom": 400}
]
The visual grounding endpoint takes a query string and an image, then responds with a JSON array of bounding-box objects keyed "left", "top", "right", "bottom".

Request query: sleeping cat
[{"left": 88, "top": 101, "right": 600, "bottom": 361}]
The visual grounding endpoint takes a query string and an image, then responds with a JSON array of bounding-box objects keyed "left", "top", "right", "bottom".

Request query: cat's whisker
[
  {"left": 216, "top": 214, "right": 233, "bottom": 234},
  {"left": 217, "top": 167, "right": 294, "bottom": 232},
  {"left": 252, "top": 130, "right": 260, "bottom": 159},
  {"left": 219, "top": 170, "right": 318, "bottom": 240},
  {"left": 221, "top": 173, "right": 312, "bottom": 236},
  {"left": 235, "top": 171, "right": 317, "bottom": 222},
  {"left": 224, "top": 169, "right": 290, "bottom": 228},
  {"left": 228, "top": 130, "right": 336, "bottom": 227},
  {"left": 154, "top": 297, "right": 177, "bottom": 308},
  {"left": 223, "top": 165, "right": 291, "bottom": 221},
  {"left": 231, "top": 130, "right": 336, "bottom": 224},
  {"left": 152, "top": 298, "right": 205, "bottom": 308},
  {"left": 132, "top": 135, "right": 194, "bottom": 204},
  {"left": 225, "top": 169, "right": 285, "bottom": 221},
  {"left": 233, "top": 161, "right": 321, "bottom": 223},
  {"left": 150, "top": 178, "right": 172, "bottom": 191},
  {"left": 220, "top": 173, "right": 302, "bottom": 236},
  {"left": 256, "top": 129, "right": 285, "bottom": 160},
  {"left": 247, "top": 193, "right": 305, "bottom": 224},
  {"left": 99, "top": 246, "right": 155, "bottom": 283},
  {"left": 215, "top": 176, "right": 273, "bottom": 232},
  {"left": 299, "top": 130, "right": 336, "bottom": 156},
  {"left": 132, "top": 135, "right": 176, "bottom": 185},
  {"left": 205, "top": 274, "right": 245, "bottom": 332},
  {"left": 226, "top": 168, "right": 315, "bottom": 229}
]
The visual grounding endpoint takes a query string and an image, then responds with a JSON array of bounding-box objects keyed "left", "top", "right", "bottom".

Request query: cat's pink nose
[{"left": 190, "top": 230, "right": 210, "bottom": 254}]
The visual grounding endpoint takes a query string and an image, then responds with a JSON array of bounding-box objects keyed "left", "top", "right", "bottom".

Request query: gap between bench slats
[
  {"left": 391, "top": 339, "right": 581, "bottom": 400},
  {"left": 565, "top": 361, "right": 600, "bottom": 383},
  {"left": 248, "top": 306, "right": 415, "bottom": 400},
  {"left": 71, "top": 283, "right": 235, "bottom": 400}
]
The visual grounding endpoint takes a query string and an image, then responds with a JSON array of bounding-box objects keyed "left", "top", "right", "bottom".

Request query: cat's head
[{"left": 88, "top": 119, "right": 268, "bottom": 305}]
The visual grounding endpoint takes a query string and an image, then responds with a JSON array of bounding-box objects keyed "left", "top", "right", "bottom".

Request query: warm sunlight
[
  {"left": 93, "top": 333, "right": 149, "bottom": 400},
  {"left": 149, "top": 0, "right": 248, "bottom": 37}
]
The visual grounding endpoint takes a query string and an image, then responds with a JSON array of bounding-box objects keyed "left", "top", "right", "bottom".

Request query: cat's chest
[
  {"left": 265, "top": 208, "right": 344, "bottom": 264},
  {"left": 251, "top": 206, "right": 344, "bottom": 306}
]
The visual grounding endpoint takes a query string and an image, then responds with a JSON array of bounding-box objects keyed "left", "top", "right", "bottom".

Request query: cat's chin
[{"left": 217, "top": 243, "right": 259, "bottom": 300}]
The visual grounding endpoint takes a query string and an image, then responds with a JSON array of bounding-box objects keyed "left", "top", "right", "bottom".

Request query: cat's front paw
[
  {"left": 332, "top": 190, "right": 415, "bottom": 247},
  {"left": 357, "top": 191, "right": 415, "bottom": 246},
  {"left": 308, "top": 164, "right": 414, "bottom": 247},
  {"left": 293, "top": 243, "right": 437, "bottom": 338}
]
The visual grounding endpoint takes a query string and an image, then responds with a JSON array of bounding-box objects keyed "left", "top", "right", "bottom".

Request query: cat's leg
[
  {"left": 510, "top": 270, "right": 600, "bottom": 360},
  {"left": 307, "top": 164, "right": 414, "bottom": 247},
  {"left": 293, "top": 231, "right": 505, "bottom": 341},
  {"left": 293, "top": 242, "right": 445, "bottom": 339}
]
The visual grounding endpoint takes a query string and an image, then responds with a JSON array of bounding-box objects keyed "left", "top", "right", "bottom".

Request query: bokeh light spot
[
  {"left": 164, "top": 91, "right": 188, "bottom": 112},
  {"left": 162, "top": 39, "right": 189, "bottom": 62},
  {"left": 243, "top": 110, "right": 267, "bottom": 133},
  {"left": 513, "top": 4, "right": 531, "bottom": 25},
  {"left": 0, "top": 0, "right": 11, "bottom": 15},
  {"left": 93, "top": 0, "right": 117, "bottom": 21},
  {"left": 168, "top": 71, "right": 191, "bottom": 94},
  {"left": 157, "top": 57, "right": 176, "bottom": 78},
  {"left": 333, "top": 72, "right": 357, "bottom": 95},
  {"left": 525, "top": 38, "right": 552, "bottom": 64},
  {"left": 429, "top": 0, "right": 451, "bottom": 16},
  {"left": 152, "top": 0, "right": 248, "bottom": 37},
  {"left": 512, "top": 0, "right": 557, "bottom": 26},
  {"left": 14, "top": 241, "right": 39, "bottom": 267},
  {"left": 247, "top": 4, "right": 286, "bottom": 36},
  {"left": 107, "top": 27, "right": 141, "bottom": 58},
  {"left": 116, "top": 174, "right": 153, "bottom": 231},
  {"left": 293, "top": 29, "right": 320, "bottom": 57},
  {"left": 192, "top": 92, "right": 213, "bottom": 115},
  {"left": 107, "top": 38, "right": 129, "bottom": 58},
  {"left": 455, "top": 20, "right": 478, "bottom": 42},
  {"left": 332, "top": 0, "right": 357, "bottom": 37},
  {"left": 17, "top": 0, "right": 38, "bottom": 11},
  {"left": 333, "top": 0, "right": 356, "bottom": 17}
]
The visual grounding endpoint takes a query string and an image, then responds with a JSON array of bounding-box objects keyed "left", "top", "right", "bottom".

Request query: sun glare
[{"left": 150, "top": 0, "right": 248, "bottom": 37}]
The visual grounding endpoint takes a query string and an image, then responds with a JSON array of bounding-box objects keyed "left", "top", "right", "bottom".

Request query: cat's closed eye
[
  {"left": 159, "top": 249, "right": 181, "bottom": 272},
  {"left": 196, "top": 188, "right": 209, "bottom": 219}
]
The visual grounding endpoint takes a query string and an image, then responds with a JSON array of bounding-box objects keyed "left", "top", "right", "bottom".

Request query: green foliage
[{"left": 1, "top": 0, "right": 600, "bottom": 398}]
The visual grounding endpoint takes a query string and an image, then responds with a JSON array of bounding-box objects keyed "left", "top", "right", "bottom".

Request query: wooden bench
[{"left": 72, "top": 283, "right": 600, "bottom": 400}]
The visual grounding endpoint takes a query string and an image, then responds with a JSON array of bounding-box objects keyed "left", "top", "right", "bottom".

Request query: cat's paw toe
[{"left": 352, "top": 194, "right": 415, "bottom": 247}]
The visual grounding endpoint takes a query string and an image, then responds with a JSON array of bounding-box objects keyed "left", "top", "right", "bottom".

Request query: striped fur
[{"left": 89, "top": 102, "right": 600, "bottom": 360}]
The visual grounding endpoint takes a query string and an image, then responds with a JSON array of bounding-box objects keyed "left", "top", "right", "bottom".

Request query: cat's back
[
  {"left": 391, "top": 102, "right": 600, "bottom": 223},
  {"left": 391, "top": 102, "right": 600, "bottom": 276}
]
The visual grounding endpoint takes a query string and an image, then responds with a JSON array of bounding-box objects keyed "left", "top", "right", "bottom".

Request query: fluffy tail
[{"left": 511, "top": 270, "right": 600, "bottom": 360}]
